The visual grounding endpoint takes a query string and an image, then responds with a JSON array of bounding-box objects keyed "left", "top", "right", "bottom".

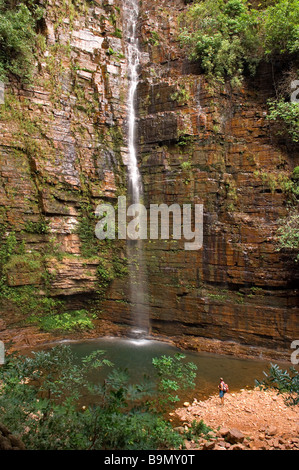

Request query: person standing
[{"left": 218, "top": 377, "right": 227, "bottom": 405}]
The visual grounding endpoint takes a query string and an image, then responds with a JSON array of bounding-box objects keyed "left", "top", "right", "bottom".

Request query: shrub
[
  {"left": 276, "top": 211, "right": 299, "bottom": 261},
  {"left": 185, "top": 419, "right": 214, "bottom": 440},
  {"left": 0, "top": 345, "right": 197, "bottom": 449},
  {"left": 152, "top": 353, "right": 197, "bottom": 410},
  {"left": 292, "top": 166, "right": 299, "bottom": 180},
  {"left": 30, "top": 309, "right": 96, "bottom": 332},
  {"left": 0, "top": 0, "right": 43, "bottom": 82},
  {"left": 262, "top": 0, "right": 299, "bottom": 56},
  {"left": 179, "top": 0, "right": 262, "bottom": 86},
  {"left": 24, "top": 219, "right": 50, "bottom": 234},
  {"left": 256, "top": 363, "right": 299, "bottom": 406},
  {"left": 267, "top": 99, "right": 299, "bottom": 143},
  {"left": 179, "top": 0, "right": 299, "bottom": 87}
]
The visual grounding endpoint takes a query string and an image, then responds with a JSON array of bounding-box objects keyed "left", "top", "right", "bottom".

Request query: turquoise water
[{"left": 59, "top": 336, "right": 281, "bottom": 402}]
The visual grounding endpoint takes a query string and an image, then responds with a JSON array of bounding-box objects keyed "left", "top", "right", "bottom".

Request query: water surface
[{"left": 65, "top": 336, "right": 278, "bottom": 402}]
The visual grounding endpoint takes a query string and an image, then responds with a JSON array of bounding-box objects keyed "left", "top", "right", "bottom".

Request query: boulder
[
  {"left": 226, "top": 428, "right": 245, "bottom": 444},
  {"left": 0, "top": 436, "right": 12, "bottom": 450},
  {"left": 230, "top": 443, "right": 246, "bottom": 450},
  {"left": 217, "top": 426, "right": 230, "bottom": 438},
  {"left": 202, "top": 440, "right": 215, "bottom": 450},
  {"left": 265, "top": 426, "right": 277, "bottom": 436},
  {"left": 0, "top": 423, "right": 26, "bottom": 450}
]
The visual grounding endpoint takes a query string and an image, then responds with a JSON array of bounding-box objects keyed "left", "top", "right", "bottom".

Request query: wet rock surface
[
  {"left": 101, "top": 0, "right": 299, "bottom": 352},
  {"left": 0, "top": 0, "right": 298, "bottom": 355}
]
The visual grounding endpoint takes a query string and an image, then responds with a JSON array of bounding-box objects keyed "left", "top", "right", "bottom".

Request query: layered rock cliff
[
  {"left": 0, "top": 0, "right": 298, "bottom": 356},
  {"left": 0, "top": 0, "right": 129, "bottom": 332}
]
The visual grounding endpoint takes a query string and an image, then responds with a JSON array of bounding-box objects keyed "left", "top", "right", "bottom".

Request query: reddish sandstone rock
[
  {"left": 226, "top": 428, "right": 245, "bottom": 444},
  {"left": 0, "top": 0, "right": 298, "bottom": 357}
]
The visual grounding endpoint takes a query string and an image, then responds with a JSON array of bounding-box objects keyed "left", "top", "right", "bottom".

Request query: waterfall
[
  {"left": 124, "top": 0, "right": 149, "bottom": 337},
  {"left": 126, "top": 0, "right": 141, "bottom": 205}
]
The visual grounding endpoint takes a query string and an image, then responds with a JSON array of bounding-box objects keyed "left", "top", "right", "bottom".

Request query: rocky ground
[{"left": 175, "top": 388, "right": 299, "bottom": 450}]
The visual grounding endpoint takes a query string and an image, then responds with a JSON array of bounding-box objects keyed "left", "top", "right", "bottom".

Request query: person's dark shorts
[{"left": 219, "top": 390, "right": 224, "bottom": 398}]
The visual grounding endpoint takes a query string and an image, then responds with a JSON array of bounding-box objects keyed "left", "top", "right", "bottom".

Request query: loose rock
[{"left": 175, "top": 388, "right": 299, "bottom": 450}]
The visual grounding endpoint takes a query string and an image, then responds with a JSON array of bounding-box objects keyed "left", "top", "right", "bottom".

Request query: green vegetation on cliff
[
  {"left": 267, "top": 99, "right": 299, "bottom": 143},
  {"left": 179, "top": 0, "right": 261, "bottom": 87},
  {"left": 0, "top": 0, "right": 44, "bottom": 81},
  {"left": 0, "top": 0, "right": 121, "bottom": 82},
  {"left": 276, "top": 211, "right": 299, "bottom": 261},
  {"left": 180, "top": 0, "right": 299, "bottom": 148},
  {"left": 180, "top": 0, "right": 299, "bottom": 87}
]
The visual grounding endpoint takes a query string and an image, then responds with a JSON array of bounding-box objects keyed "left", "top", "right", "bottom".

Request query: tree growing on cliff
[{"left": 262, "top": 0, "right": 299, "bottom": 57}]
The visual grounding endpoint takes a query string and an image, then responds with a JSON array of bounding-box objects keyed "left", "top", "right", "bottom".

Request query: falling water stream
[
  {"left": 125, "top": 0, "right": 141, "bottom": 205},
  {"left": 124, "top": 0, "right": 149, "bottom": 337}
]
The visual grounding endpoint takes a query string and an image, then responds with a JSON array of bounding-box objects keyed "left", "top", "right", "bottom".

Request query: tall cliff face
[
  {"left": 0, "top": 0, "right": 129, "bottom": 331},
  {"left": 102, "top": 0, "right": 299, "bottom": 352},
  {"left": 0, "top": 0, "right": 298, "bottom": 354}
]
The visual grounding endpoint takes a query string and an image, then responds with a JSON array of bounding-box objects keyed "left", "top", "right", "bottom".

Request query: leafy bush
[
  {"left": 30, "top": 309, "right": 96, "bottom": 332},
  {"left": 185, "top": 419, "right": 214, "bottom": 440},
  {"left": 276, "top": 211, "right": 299, "bottom": 261},
  {"left": 24, "top": 219, "right": 50, "bottom": 234},
  {"left": 256, "top": 363, "right": 299, "bottom": 406},
  {"left": 152, "top": 353, "right": 197, "bottom": 410},
  {"left": 0, "top": 345, "right": 197, "bottom": 450},
  {"left": 262, "top": 0, "right": 299, "bottom": 56},
  {"left": 292, "top": 166, "right": 299, "bottom": 180},
  {"left": 267, "top": 99, "right": 299, "bottom": 143},
  {"left": 179, "top": 0, "right": 262, "bottom": 86},
  {"left": 0, "top": 0, "right": 43, "bottom": 82},
  {"left": 179, "top": 0, "right": 299, "bottom": 86},
  {"left": 0, "top": 345, "right": 104, "bottom": 450}
]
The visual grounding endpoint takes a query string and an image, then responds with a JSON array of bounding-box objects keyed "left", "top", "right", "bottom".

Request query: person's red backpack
[{"left": 223, "top": 383, "right": 229, "bottom": 393}]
